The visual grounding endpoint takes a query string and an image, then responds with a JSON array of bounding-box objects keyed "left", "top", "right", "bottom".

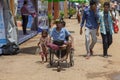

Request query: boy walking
[{"left": 80, "top": 1, "right": 99, "bottom": 59}]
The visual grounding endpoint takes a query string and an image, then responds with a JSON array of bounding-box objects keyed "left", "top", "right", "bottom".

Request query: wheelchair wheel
[
  {"left": 69, "top": 49, "right": 74, "bottom": 67},
  {"left": 57, "top": 62, "right": 61, "bottom": 72}
]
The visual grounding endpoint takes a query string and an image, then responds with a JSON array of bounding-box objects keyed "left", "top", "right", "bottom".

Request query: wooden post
[
  {"left": 9, "top": 0, "right": 17, "bottom": 25},
  {"left": 9, "top": 0, "right": 15, "bottom": 16},
  {"left": 64, "top": 0, "right": 68, "bottom": 18},
  {"left": 53, "top": 2, "right": 59, "bottom": 19},
  {"left": 48, "top": 2, "right": 52, "bottom": 15}
]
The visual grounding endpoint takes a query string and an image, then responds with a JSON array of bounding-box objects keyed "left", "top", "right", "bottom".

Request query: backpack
[{"left": 1, "top": 42, "right": 19, "bottom": 55}]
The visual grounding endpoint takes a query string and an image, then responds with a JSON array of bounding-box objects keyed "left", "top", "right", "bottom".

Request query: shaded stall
[
  {"left": 0, "top": 0, "right": 19, "bottom": 55},
  {"left": 17, "top": 0, "right": 38, "bottom": 44},
  {"left": 0, "top": 0, "right": 39, "bottom": 55}
]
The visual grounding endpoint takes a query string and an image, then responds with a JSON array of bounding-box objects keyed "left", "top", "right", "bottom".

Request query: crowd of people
[
  {"left": 37, "top": 0, "right": 120, "bottom": 63},
  {"left": 80, "top": 1, "right": 119, "bottom": 59}
]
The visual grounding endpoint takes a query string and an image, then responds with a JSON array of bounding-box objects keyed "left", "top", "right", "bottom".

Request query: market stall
[
  {"left": 0, "top": 0, "right": 19, "bottom": 55},
  {"left": 17, "top": 0, "right": 38, "bottom": 44},
  {"left": 0, "top": 0, "right": 46, "bottom": 55}
]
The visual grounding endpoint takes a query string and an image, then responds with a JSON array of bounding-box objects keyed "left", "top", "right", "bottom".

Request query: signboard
[{"left": 0, "top": 3, "right": 6, "bottom": 48}]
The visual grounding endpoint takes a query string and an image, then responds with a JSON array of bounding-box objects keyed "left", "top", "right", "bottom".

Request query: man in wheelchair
[{"left": 48, "top": 19, "right": 74, "bottom": 61}]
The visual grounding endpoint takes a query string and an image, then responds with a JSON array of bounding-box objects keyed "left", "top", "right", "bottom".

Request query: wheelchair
[{"left": 48, "top": 40, "right": 74, "bottom": 72}]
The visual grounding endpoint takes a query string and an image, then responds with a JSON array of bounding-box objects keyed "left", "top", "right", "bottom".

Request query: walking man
[
  {"left": 80, "top": 1, "right": 99, "bottom": 59},
  {"left": 99, "top": 2, "right": 115, "bottom": 58}
]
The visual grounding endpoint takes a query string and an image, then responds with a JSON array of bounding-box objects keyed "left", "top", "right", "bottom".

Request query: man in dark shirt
[{"left": 21, "top": 1, "right": 30, "bottom": 35}]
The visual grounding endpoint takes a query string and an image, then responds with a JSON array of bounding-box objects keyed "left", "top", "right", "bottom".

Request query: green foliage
[
  {"left": 68, "top": 8, "right": 76, "bottom": 16},
  {"left": 60, "top": 11, "right": 64, "bottom": 19},
  {"left": 48, "top": 13, "right": 53, "bottom": 21},
  {"left": 48, "top": 13, "right": 53, "bottom": 28}
]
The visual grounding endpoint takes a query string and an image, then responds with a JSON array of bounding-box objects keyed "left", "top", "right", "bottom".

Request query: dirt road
[{"left": 0, "top": 19, "right": 120, "bottom": 80}]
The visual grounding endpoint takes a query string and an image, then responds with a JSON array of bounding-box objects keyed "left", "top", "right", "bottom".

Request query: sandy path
[{"left": 0, "top": 19, "right": 120, "bottom": 80}]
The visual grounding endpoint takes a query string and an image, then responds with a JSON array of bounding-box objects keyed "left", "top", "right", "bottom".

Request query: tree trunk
[
  {"left": 48, "top": 2, "right": 52, "bottom": 15},
  {"left": 53, "top": 2, "right": 59, "bottom": 20}
]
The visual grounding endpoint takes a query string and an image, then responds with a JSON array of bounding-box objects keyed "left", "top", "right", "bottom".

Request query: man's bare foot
[{"left": 86, "top": 53, "right": 90, "bottom": 59}]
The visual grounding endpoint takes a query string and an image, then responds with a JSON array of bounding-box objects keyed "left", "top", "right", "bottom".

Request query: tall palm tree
[
  {"left": 53, "top": 1, "right": 59, "bottom": 19},
  {"left": 48, "top": 0, "right": 59, "bottom": 19},
  {"left": 48, "top": 0, "right": 52, "bottom": 15}
]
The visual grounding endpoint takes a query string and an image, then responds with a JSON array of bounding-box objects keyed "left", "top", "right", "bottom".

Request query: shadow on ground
[
  {"left": 108, "top": 72, "right": 120, "bottom": 80},
  {"left": 20, "top": 46, "right": 38, "bottom": 55},
  {"left": 78, "top": 54, "right": 112, "bottom": 58}
]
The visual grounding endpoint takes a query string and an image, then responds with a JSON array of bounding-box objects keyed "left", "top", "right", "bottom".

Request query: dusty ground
[{"left": 0, "top": 18, "right": 120, "bottom": 80}]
